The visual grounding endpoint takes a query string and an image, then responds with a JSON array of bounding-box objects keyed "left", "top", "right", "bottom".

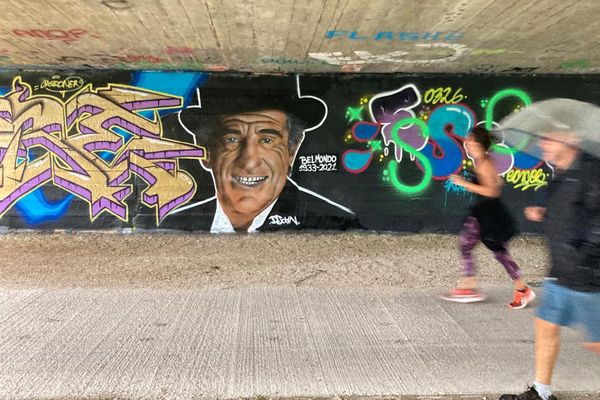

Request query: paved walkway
[{"left": 1, "top": 284, "right": 598, "bottom": 399}]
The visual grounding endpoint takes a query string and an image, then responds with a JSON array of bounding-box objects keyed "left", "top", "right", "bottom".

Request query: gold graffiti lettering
[{"left": 0, "top": 77, "right": 205, "bottom": 224}]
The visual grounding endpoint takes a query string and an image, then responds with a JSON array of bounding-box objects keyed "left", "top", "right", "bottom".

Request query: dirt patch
[{"left": 0, "top": 232, "right": 549, "bottom": 289}]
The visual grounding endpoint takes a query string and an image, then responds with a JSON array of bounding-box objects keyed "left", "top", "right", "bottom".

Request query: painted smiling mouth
[{"left": 233, "top": 175, "right": 268, "bottom": 186}]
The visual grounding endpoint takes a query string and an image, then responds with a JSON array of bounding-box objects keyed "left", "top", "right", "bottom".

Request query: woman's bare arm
[{"left": 450, "top": 158, "right": 501, "bottom": 198}]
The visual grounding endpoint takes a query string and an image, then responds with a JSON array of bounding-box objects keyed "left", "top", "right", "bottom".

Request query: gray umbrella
[{"left": 495, "top": 98, "right": 600, "bottom": 159}]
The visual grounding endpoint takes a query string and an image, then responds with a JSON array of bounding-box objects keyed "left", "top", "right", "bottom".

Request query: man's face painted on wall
[{"left": 206, "top": 110, "right": 296, "bottom": 220}]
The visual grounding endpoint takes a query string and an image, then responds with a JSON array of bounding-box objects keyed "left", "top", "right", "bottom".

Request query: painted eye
[{"left": 224, "top": 136, "right": 239, "bottom": 144}]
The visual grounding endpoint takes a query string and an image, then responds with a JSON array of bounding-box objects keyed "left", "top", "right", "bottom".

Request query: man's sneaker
[
  {"left": 440, "top": 287, "right": 486, "bottom": 303},
  {"left": 509, "top": 286, "right": 536, "bottom": 309},
  {"left": 500, "top": 386, "right": 557, "bottom": 400}
]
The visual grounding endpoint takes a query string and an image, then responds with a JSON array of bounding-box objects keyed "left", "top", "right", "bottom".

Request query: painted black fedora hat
[{"left": 177, "top": 74, "right": 327, "bottom": 141}]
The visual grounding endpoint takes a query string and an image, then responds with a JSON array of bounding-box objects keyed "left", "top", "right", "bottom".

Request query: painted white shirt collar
[{"left": 210, "top": 197, "right": 277, "bottom": 233}]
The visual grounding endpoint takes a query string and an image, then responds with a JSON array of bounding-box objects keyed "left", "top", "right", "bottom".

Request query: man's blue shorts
[{"left": 536, "top": 279, "right": 600, "bottom": 342}]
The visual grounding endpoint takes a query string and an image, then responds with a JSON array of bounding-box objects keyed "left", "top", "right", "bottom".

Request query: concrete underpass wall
[{"left": 0, "top": 70, "right": 597, "bottom": 233}]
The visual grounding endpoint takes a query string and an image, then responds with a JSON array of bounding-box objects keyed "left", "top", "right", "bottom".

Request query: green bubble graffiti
[
  {"left": 386, "top": 117, "right": 433, "bottom": 195},
  {"left": 484, "top": 88, "right": 533, "bottom": 155}
]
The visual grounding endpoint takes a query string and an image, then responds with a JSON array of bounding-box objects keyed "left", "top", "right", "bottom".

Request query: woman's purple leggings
[{"left": 459, "top": 216, "right": 522, "bottom": 280}]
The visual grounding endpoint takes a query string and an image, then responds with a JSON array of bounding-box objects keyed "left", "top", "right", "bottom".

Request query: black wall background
[{"left": 1, "top": 70, "right": 598, "bottom": 233}]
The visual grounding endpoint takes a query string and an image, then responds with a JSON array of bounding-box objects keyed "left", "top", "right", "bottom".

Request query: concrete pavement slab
[{"left": 0, "top": 285, "right": 598, "bottom": 399}]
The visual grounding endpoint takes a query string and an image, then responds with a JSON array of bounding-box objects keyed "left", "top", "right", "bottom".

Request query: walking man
[{"left": 499, "top": 99, "right": 600, "bottom": 400}]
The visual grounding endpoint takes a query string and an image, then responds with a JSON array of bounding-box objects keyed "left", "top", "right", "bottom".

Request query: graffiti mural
[
  {"left": 0, "top": 75, "right": 204, "bottom": 226},
  {"left": 0, "top": 71, "right": 596, "bottom": 233},
  {"left": 340, "top": 82, "right": 548, "bottom": 197}
]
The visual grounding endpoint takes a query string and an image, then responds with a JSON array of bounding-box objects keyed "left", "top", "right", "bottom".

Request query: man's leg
[
  {"left": 579, "top": 290, "right": 600, "bottom": 355},
  {"left": 534, "top": 317, "right": 561, "bottom": 385},
  {"left": 500, "top": 282, "right": 564, "bottom": 400},
  {"left": 500, "top": 318, "right": 560, "bottom": 400},
  {"left": 583, "top": 342, "right": 600, "bottom": 354}
]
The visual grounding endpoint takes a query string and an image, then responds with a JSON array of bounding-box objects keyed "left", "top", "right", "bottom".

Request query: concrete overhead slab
[
  {"left": 1, "top": 0, "right": 600, "bottom": 73},
  {"left": 0, "top": 285, "right": 598, "bottom": 399}
]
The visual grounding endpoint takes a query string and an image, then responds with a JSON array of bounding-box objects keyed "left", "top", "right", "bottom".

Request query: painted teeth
[{"left": 235, "top": 176, "right": 267, "bottom": 185}]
